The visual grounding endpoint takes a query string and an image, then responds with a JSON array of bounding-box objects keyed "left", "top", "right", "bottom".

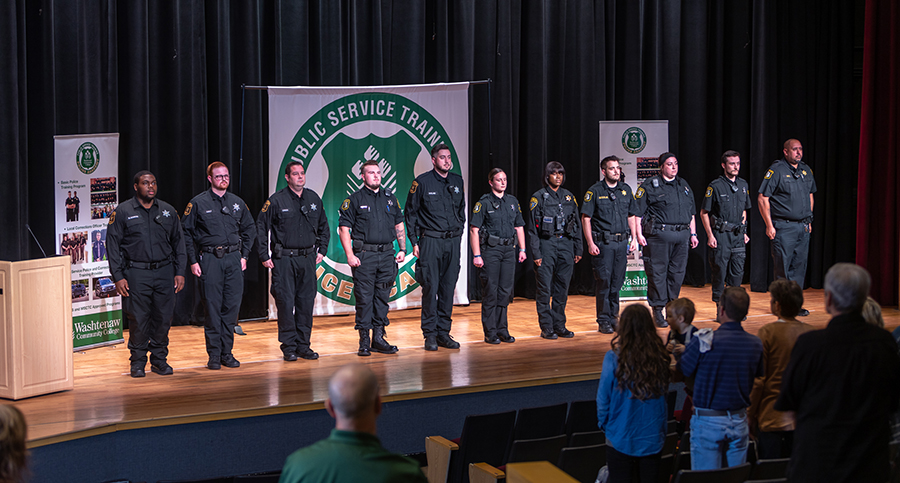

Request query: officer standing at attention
[
  {"left": 339, "top": 160, "right": 405, "bottom": 357},
  {"left": 700, "top": 150, "right": 751, "bottom": 305},
  {"left": 405, "top": 143, "right": 466, "bottom": 351},
  {"left": 528, "top": 161, "right": 583, "bottom": 339},
  {"left": 107, "top": 171, "right": 186, "bottom": 378},
  {"left": 634, "top": 153, "right": 699, "bottom": 327},
  {"left": 257, "top": 162, "right": 330, "bottom": 361},
  {"left": 182, "top": 162, "right": 256, "bottom": 370},
  {"left": 581, "top": 155, "right": 638, "bottom": 334},
  {"left": 470, "top": 168, "right": 527, "bottom": 344},
  {"left": 758, "top": 139, "right": 816, "bottom": 316}
]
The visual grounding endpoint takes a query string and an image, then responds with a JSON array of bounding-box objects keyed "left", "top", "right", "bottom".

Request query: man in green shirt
[{"left": 279, "top": 364, "right": 427, "bottom": 483}]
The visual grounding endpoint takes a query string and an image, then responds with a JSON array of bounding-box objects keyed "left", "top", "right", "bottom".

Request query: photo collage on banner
[
  {"left": 267, "top": 83, "right": 470, "bottom": 316},
  {"left": 54, "top": 133, "right": 124, "bottom": 349},
  {"left": 598, "top": 121, "right": 669, "bottom": 300}
]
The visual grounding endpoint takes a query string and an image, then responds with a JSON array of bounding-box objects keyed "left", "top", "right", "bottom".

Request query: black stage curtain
[{"left": 0, "top": 0, "right": 861, "bottom": 325}]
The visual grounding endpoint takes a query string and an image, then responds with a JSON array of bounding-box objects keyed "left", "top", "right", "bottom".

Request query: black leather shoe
[
  {"left": 498, "top": 334, "right": 516, "bottom": 343},
  {"left": 358, "top": 329, "right": 372, "bottom": 357},
  {"left": 371, "top": 327, "right": 399, "bottom": 354},
  {"left": 207, "top": 356, "right": 221, "bottom": 370},
  {"left": 484, "top": 336, "right": 501, "bottom": 344},
  {"left": 283, "top": 352, "right": 298, "bottom": 361},
  {"left": 598, "top": 321, "right": 615, "bottom": 334},
  {"left": 298, "top": 350, "right": 319, "bottom": 360},
  {"left": 151, "top": 362, "right": 173, "bottom": 375},
  {"left": 436, "top": 334, "right": 460, "bottom": 349},
  {"left": 424, "top": 335, "right": 438, "bottom": 351},
  {"left": 130, "top": 365, "right": 146, "bottom": 378},
  {"left": 653, "top": 308, "right": 668, "bottom": 328},
  {"left": 540, "top": 331, "right": 558, "bottom": 340},
  {"left": 221, "top": 354, "right": 240, "bottom": 368},
  {"left": 798, "top": 308, "right": 810, "bottom": 316},
  {"left": 556, "top": 329, "right": 575, "bottom": 338}
]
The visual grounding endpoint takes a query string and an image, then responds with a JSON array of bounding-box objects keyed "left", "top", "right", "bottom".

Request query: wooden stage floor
[{"left": 11, "top": 286, "right": 899, "bottom": 448}]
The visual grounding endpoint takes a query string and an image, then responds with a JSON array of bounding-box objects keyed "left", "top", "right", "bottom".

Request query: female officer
[{"left": 470, "top": 168, "right": 527, "bottom": 344}]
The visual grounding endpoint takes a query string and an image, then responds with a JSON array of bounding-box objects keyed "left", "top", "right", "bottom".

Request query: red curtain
[{"left": 857, "top": 0, "right": 900, "bottom": 306}]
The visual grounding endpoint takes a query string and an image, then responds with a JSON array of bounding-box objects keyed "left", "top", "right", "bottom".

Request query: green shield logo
[{"left": 76, "top": 142, "right": 100, "bottom": 174}]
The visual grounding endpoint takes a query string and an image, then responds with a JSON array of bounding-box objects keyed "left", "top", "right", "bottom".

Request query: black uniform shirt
[
  {"left": 527, "top": 187, "right": 584, "bottom": 260},
  {"left": 106, "top": 197, "right": 187, "bottom": 282},
  {"left": 701, "top": 176, "right": 751, "bottom": 225},
  {"left": 182, "top": 189, "right": 257, "bottom": 264},
  {"left": 581, "top": 180, "right": 636, "bottom": 234},
  {"left": 634, "top": 175, "right": 696, "bottom": 225},
  {"left": 256, "top": 187, "right": 330, "bottom": 261},
  {"left": 470, "top": 192, "right": 525, "bottom": 239},
  {"left": 758, "top": 159, "right": 817, "bottom": 221},
  {"left": 404, "top": 170, "right": 466, "bottom": 246},
  {"left": 338, "top": 186, "right": 403, "bottom": 244}
]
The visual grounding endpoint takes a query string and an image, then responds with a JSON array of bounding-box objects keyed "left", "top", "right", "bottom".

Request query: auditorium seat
[
  {"left": 671, "top": 462, "right": 751, "bottom": 483},
  {"left": 567, "top": 430, "right": 605, "bottom": 447},
  {"left": 426, "top": 410, "right": 516, "bottom": 483},
  {"left": 564, "top": 400, "right": 598, "bottom": 436},
  {"left": 556, "top": 444, "right": 606, "bottom": 483},
  {"left": 661, "top": 432, "right": 679, "bottom": 456},
  {"left": 747, "top": 458, "right": 790, "bottom": 480},
  {"left": 157, "top": 478, "right": 233, "bottom": 483},
  {"left": 657, "top": 453, "right": 674, "bottom": 483},
  {"left": 512, "top": 403, "right": 568, "bottom": 441},
  {"left": 505, "top": 434, "right": 567, "bottom": 465},
  {"left": 743, "top": 479, "right": 787, "bottom": 483},
  {"left": 673, "top": 450, "right": 691, "bottom": 473}
]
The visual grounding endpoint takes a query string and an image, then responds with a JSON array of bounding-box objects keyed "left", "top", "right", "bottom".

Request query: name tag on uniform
[
  {"left": 205, "top": 210, "right": 213, "bottom": 213},
  {"left": 427, "top": 191, "right": 437, "bottom": 195},
  {"left": 282, "top": 209, "right": 290, "bottom": 212},
  {"left": 543, "top": 216, "right": 553, "bottom": 223},
  {"left": 127, "top": 215, "right": 139, "bottom": 220},
  {"left": 360, "top": 205, "right": 370, "bottom": 211}
]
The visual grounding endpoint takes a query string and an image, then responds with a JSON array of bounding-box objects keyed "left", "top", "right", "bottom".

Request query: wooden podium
[{"left": 0, "top": 256, "right": 74, "bottom": 400}]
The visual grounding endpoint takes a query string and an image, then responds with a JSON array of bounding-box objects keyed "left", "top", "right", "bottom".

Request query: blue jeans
[{"left": 690, "top": 410, "right": 749, "bottom": 470}]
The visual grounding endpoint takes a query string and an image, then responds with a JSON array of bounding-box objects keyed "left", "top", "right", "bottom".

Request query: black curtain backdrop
[{"left": 0, "top": 0, "right": 862, "bottom": 325}]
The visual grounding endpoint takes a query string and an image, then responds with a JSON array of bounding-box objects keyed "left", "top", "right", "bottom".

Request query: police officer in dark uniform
[
  {"left": 65, "top": 191, "right": 75, "bottom": 222},
  {"left": 634, "top": 153, "right": 699, "bottom": 327},
  {"left": 700, "top": 150, "right": 751, "bottom": 304},
  {"left": 758, "top": 139, "right": 816, "bottom": 316},
  {"left": 470, "top": 168, "right": 527, "bottom": 344},
  {"left": 73, "top": 190, "right": 81, "bottom": 221},
  {"left": 182, "top": 162, "right": 256, "bottom": 370},
  {"left": 339, "top": 160, "right": 405, "bottom": 357},
  {"left": 581, "top": 155, "right": 638, "bottom": 334},
  {"left": 405, "top": 143, "right": 466, "bottom": 351},
  {"left": 257, "top": 161, "right": 330, "bottom": 361},
  {"left": 107, "top": 171, "right": 186, "bottom": 378},
  {"left": 528, "top": 161, "right": 583, "bottom": 339}
]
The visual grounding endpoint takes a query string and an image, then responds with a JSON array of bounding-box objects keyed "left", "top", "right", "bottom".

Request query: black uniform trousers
[
  {"left": 271, "top": 252, "right": 316, "bottom": 354},
  {"left": 123, "top": 264, "right": 176, "bottom": 366},
  {"left": 642, "top": 229, "right": 690, "bottom": 308},
  {"left": 535, "top": 235, "right": 575, "bottom": 332},
  {"left": 709, "top": 230, "right": 746, "bottom": 302},
  {"left": 771, "top": 219, "right": 810, "bottom": 288},
  {"left": 415, "top": 235, "right": 461, "bottom": 337},
  {"left": 591, "top": 238, "right": 628, "bottom": 326},
  {"left": 198, "top": 250, "right": 243, "bottom": 357},
  {"left": 351, "top": 250, "right": 397, "bottom": 330},
  {"left": 477, "top": 244, "right": 515, "bottom": 339}
]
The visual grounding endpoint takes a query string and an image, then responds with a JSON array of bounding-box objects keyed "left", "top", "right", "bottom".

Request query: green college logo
[
  {"left": 76, "top": 142, "right": 100, "bottom": 174},
  {"left": 278, "top": 92, "right": 460, "bottom": 305},
  {"left": 622, "top": 127, "right": 647, "bottom": 154}
]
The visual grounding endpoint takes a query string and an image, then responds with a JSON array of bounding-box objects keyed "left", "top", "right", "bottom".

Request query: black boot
[
  {"left": 371, "top": 326, "right": 399, "bottom": 354},
  {"left": 358, "top": 329, "right": 371, "bottom": 356},
  {"left": 653, "top": 307, "right": 668, "bottom": 328}
]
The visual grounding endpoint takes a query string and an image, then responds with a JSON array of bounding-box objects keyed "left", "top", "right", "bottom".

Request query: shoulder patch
[
  {"left": 635, "top": 187, "right": 645, "bottom": 199},
  {"left": 108, "top": 211, "right": 116, "bottom": 224},
  {"left": 473, "top": 201, "right": 482, "bottom": 213},
  {"left": 409, "top": 181, "right": 418, "bottom": 194},
  {"left": 245, "top": 203, "right": 250, "bottom": 211},
  {"left": 341, "top": 199, "right": 350, "bottom": 211},
  {"left": 584, "top": 191, "right": 592, "bottom": 202},
  {"left": 705, "top": 187, "right": 713, "bottom": 198},
  {"left": 530, "top": 196, "right": 538, "bottom": 210},
  {"left": 764, "top": 169, "right": 773, "bottom": 180},
  {"left": 184, "top": 202, "right": 192, "bottom": 216},
  {"left": 261, "top": 200, "right": 271, "bottom": 213}
]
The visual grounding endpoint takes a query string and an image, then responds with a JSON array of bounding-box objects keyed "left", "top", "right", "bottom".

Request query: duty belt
[
  {"left": 714, "top": 221, "right": 745, "bottom": 234},
  {"left": 421, "top": 229, "right": 462, "bottom": 239},
  {"left": 201, "top": 243, "right": 240, "bottom": 256},
  {"left": 657, "top": 223, "right": 688, "bottom": 232},
  {"left": 594, "top": 231, "right": 627, "bottom": 243},
  {"left": 354, "top": 242, "right": 392, "bottom": 253},
  {"left": 541, "top": 233, "right": 568, "bottom": 239},
  {"left": 281, "top": 246, "right": 316, "bottom": 257},
  {"left": 126, "top": 259, "right": 172, "bottom": 270},
  {"left": 774, "top": 217, "right": 810, "bottom": 224}
]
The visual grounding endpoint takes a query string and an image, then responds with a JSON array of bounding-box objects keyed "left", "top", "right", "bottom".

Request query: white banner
[
  {"left": 267, "top": 83, "right": 470, "bottom": 316},
  {"left": 54, "top": 133, "right": 123, "bottom": 349},
  {"left": 598, "top": 121, "right": 669, "bottom": 300}
]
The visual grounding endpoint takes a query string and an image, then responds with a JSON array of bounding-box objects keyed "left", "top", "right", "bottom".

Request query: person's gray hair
[{"left": 824, "top": 263, "right": 871, "bottom": 314}]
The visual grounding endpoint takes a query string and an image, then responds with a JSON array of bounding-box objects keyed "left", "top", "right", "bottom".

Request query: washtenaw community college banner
[
  {"left": 267, "top": 83, "right": 470, "bottom": 316},
  {"left": 598, "top": 121, "right": 669, "bottom": 301},
  {"left": 54, "top": 133, "right": 124, "bottom": 349}
]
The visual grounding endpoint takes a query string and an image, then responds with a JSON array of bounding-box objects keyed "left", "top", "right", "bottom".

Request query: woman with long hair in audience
[
  {"left": 597, "top": 304, "right": 671, "bottom": 483},
  {"left": 0, "top": 404, "right": 28, "bottom": 483}
]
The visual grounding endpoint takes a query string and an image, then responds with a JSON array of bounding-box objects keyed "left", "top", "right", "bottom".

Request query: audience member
[
  {"left": 677, "top": 286, "right": 763, "bottom": 470},
  {"left": 279, "top": 364, "right": 427, "bottom": 483},
  {"left": 861, "top": 296, "right": 884, "bottom": 328},
  {"left": 665, "top": 298, "right": 698, "bottom": 360},
  {"left": 747, "top": 279, "right": 814, "bottom": 459},
  {"left": 597, "top": 304, "right": 670, "bottom": 483},
  {"left": 0, "top": 404, "right": 28, "bottom": 483},
  {"left": 776, "top": 263, "right": 900, "bottom": 483}
]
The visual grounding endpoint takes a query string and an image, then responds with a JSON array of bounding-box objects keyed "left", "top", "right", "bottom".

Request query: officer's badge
[
  {"left": 409, "top": 181, "right": 418, "bottom": 194},
  {"left": 341, "top": 199, "right": 350, "bottom": 211},
  {"left": 108, "top": 211, "right": 116, "bottom": 224},
  {"left": 184, "top": 202, "right": 192, "bottom": 216},
  {"left": 310, "top": 203, "right": 317, "bottom": 211},
  {"left": 162, "top": 210, "right": 171, "bottom": 217},
  {"left": 584, "top": 192, "right": 592, "bottom": 202},
  {"left": 530, "top": 197, "right": 538, "bottom": 210},
  {"left": 635, "top": 187, "right": 645, "bottom": 199},
  {"left": 261, "top": 200, "right": 271, "bottom": 212},
  {"left": 621, "top": 190, "right": 627, "bottom": 196},
  {"left": 652, "top": 178, "right": 659, "bottom": 188},
  {"left": 802, "top": 170, "right": 807, "bottom": 176},
  {"left": 765, "top": 169, "right": 774, "bottom": 180},
  {"left": 233, "top": 203, "right": 240, "bottom": 212},
  {"left": 453, "top": 186, "right": 460, "bottom": 194},
  {"left": 387, "top": 199, "right": 393, "bottom": 207},
  {"left": 473, "top": 202, "right": 482, "bottom": 213},
  {"left": 705, "top": 187, "right": 713, "bottom": 198}
]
